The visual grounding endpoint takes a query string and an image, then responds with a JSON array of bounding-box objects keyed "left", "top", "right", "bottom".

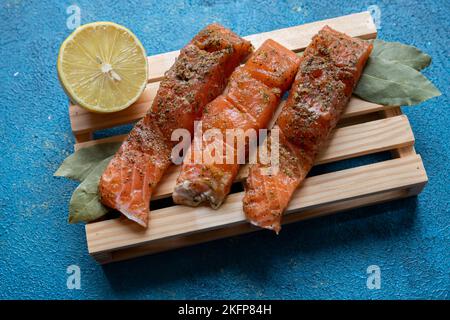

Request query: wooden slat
[
  {"left": 384, "top": 107, "right": 417, "bottom": 158},
  {"left": 73, "top": 96, "right": 392, "bottom": 150},
  {"left": 86, "top": 155, "right": 427, "bottom": 260},
  {"left": 146, "top": 11, "right": 376, "bottom": 82},
  {"left": 383, "top": 107, "right": 427, "bottom": 197},
  {"left": 92, "top": 188, "right": 412, "bottom": 263},
  {"left": 69, "top": 11, "right": 377, "bottom": 136},
  {"left": 316, "top": 115, "right": 413, "bottom": 164},
  {"left": 69, "top": 82, "right": 159, "bottom": 135},
  {"left": 70, "top": 91, "right": 391, "bottom": 138},
  {"left": 341, "top": 98, "right": 391, "bottom": 119}
]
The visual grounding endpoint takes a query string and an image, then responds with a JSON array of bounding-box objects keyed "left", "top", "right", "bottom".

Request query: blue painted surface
[{"left": 0, "top": 0, "right": 448, "bottom": 299}]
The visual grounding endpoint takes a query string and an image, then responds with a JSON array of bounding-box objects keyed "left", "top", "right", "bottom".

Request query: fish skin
[
  {"left": 173, "top": 39, "right": 301, "bottom": 209},
  {"left": 243, "top": 26, "right": 373, "bottom": 233},
  {"left": 99, "top": 24, "right": 252, "bottom": 227}
]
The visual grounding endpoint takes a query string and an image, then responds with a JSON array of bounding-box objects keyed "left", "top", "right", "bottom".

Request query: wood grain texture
[
  {"left": 86, "top": 155, "right": 427, "bottom": 262},
  {"left": 70, "top": 82, "right": 159, "bottom": 135},
  {"left": 384, "top": 107, "right": 417, "bottom": 158},
  {"left": 94, "top": 188, "right": 412, "bottom": 263},
  {"left": 73, "top": 96, "right": 394, "bottom": 149}
]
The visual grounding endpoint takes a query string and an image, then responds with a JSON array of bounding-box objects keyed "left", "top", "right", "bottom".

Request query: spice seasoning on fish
[
  {"left": 243, "top": 26, "right": 373, "bottom": 233},
  {"left": 99, "top": 24, "right": 252, "bottom": 227},
  {"left": 173, "top": 39, "right": 301, "bottom": 209}
]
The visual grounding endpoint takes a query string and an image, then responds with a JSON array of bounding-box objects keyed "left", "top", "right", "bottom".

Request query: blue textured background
[{"left": 0, "top": 0, "right": 448, "bottom": 299}]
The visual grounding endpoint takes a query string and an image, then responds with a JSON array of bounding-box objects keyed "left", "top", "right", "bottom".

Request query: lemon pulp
[{"left": 57, "top": 22, "right": 148, "bottom": 113}]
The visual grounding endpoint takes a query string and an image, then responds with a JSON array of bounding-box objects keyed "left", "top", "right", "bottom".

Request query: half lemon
[{"left": 57, "top": 22, "right": 148, "bottom": 113}]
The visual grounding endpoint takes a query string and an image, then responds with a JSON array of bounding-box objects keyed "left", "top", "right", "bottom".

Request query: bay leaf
[
  {"left": 354, "top": 57, "right": 441, "bottom": 106},
  {"left": 370, "top": 39, "right": 431, "bottom": 71},
  {"left": 68, "top": 156, "right": 113, "bottom": 224},
  {"left": 54, "top": 142, "right": 121, "bottom": 181}
]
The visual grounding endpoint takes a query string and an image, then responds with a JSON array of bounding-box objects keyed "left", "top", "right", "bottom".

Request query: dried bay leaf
[
  {"left": 68, "top": 156, "right": 113, "bottom": 223},
  {"left": 54, "top": 142, "right": 121, "bottom": 181},
  {"left": 354, "top": 57, "right": 441, "bottom": 106},
  {"left": 370, "top": 39, "right": 431, "bottom": 71}
]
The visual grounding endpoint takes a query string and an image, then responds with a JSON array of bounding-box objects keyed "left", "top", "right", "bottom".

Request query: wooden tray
[{"left": 68, "top": 12, "right": 428, "bottom": 264}]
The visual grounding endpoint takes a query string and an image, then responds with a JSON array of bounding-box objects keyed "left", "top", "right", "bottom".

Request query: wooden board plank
[
  {"left": 86, "top": 155, "right": 427, "bottom": 260},
  {"left": 72, "top": 95, "right": 393, "bottom": 145},
  {"left": 69, "top": 11, "right": 377, "bottom": 136},
  {"left": 70, "top": 91, "right": 388, "bottom": 137},
  {"left": 340, "top": 98, "right": 389, "bottom": 119},
  {"left": 92, "top": 188, "right": 413, "bottom": 263},
  {"left": 383, "top": 107, "right": 426, "bottom": 197},
  {"left": 146, "top": 11, "right": 376, "bottom": 82},
  {"left": 315, "top": 115, "right": 414, "bottom": 165},
  {"left": 384, "top": 107, "right": 417, "bottom": 158},
  {"left": 69, "top": 82, "right": 159, "bottom": 135}
]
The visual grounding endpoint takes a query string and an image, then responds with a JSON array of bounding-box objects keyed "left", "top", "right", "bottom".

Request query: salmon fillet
[
  {"left": 243, "top": 26, "right": 373, "bottom": 233},
  {"left": 173, "top": 39, "right": 300, "bottom": 209},
  {"left": 99, "top": 24, "right": 252, "bottom": 227}
]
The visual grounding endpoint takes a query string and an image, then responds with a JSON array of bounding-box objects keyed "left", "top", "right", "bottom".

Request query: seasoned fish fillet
[
  {"left": 173, "top": 39, "right": 300, "bottom": 209},
  {"left": 243, "top": 26, "right": 373, "bottom": 233},
  {"left": 99, "top": 24, "right": 252, "bottom": 227}
]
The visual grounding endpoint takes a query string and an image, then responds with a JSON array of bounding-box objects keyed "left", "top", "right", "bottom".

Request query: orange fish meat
[
  {"left": 173, "top": 39, "right": 300, "bottom": 209},
  {"left": 243, "top": 26, "right": 373, "bottom": 233},
  {"left": 99, "top": 24, "right": 252, "bottom": 227}
]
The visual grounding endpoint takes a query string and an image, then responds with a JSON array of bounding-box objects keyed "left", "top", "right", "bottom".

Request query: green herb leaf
[
  {"left": 54, "top": 142, "right": 121, "bottom": 181},
  {"left": 68, "top": 156, "right": 113, "bottom": 224},
  {"left": 370, "top": 39, "right": 431, "bottom": 71},
  {"left": 354, "top": 57, "right": 441, "bottom": 106}
]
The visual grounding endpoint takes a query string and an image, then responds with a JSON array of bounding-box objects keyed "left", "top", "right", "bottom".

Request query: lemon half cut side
[{"left": 57, "top": 22, "right": 148, "bottom": 113}]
